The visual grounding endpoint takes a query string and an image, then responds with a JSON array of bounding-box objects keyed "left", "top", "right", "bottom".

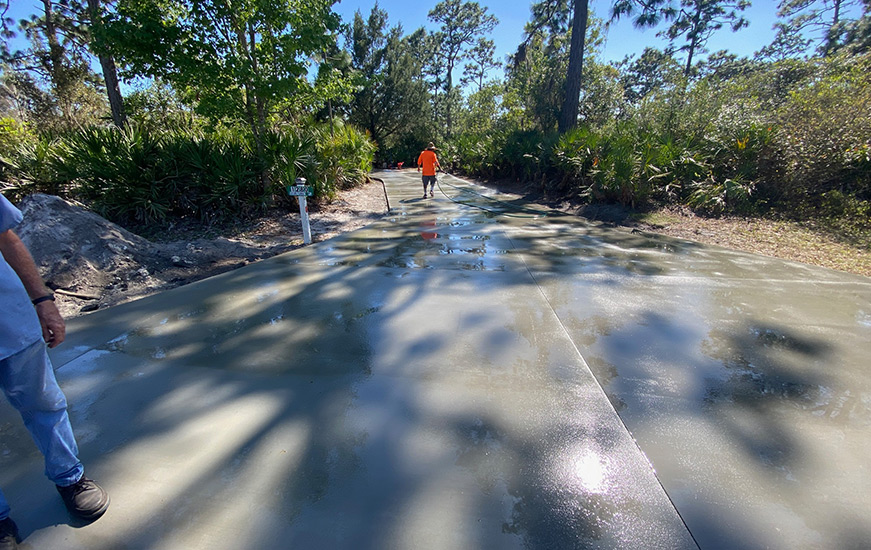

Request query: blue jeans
[{"left": 0, "top": 340, "right": 83, "bottom": 519}]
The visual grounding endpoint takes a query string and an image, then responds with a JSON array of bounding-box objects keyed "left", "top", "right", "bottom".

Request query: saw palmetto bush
[
  {"left": 450, "top": 132, "right": 504, "bottom": 179},
  {"left": 500, "top": 129, "right": 557, "bottom": 185},
  {"left": 1, "top": 134, "right": 67, "bottom": 201},
  {"left": 50, "top": 124, "right": 264, "bottom": 224},
  {"left": 590, "top": 132, "right": 645, "bottom": 207},
  {"left": 554, "top": 126, "right": 667, "bottom": 207},
  {"left": 264, "top": 127, "right": 317, "bottom": 196},
  {"left": 3, "top": 119, "right": 377, "bottom": 226},
  {"left": 313, "top": 122, "right": 375, "bottom": 197},
  {"left": 553, "top": 127, "right": 600, "bottom": 188},
  {"left": 672, "top": 107, "right": 773, "bottom": 214},
  {"left": 57, "top": 124, "right": 176, "bottom": 223}
]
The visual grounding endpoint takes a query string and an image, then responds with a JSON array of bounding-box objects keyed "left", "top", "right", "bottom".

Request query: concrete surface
[{"left": 1, "top": 170, "right": 869, "bottom": 549}]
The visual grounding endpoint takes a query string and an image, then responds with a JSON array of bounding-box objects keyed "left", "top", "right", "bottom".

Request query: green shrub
[
  {"left": 264, "top": 127, "right": 317, "bottom": 196},
  {"left": 774, "top": 54, "right": 871, "bottom": 201},
  {"left": 1, "top": 135, "right": 69, "bottom": 200},
  {"left": 2, "top": 115, "right": 377, "bottom": 225},
  {"left": 686, "top": 174, "right": 754, "bottom": 212},
  {"left": 553, "top": 127, "right": 599, "bottom": 181},
  {"left": 314, "top": 122, "right": 375, "bottom": 196},
  {"left": 844, "top": 143, "right": 871, "bottom": 198},
  {"left": 553, "top": 126, "right": 662, "bottom": 207},
  {"left": 57, "top": 125, "right": 181, "bottom": 223},
  {"left": 48, "top": 124, "right": 266, "bottom": 223},
  {"left": 501, "top": 129, "right": 556, "bottom": 184},
  {"left": 190, "top": 131, "right": 262, "bottom": 214},
  {"left": 448, "top": 132, "right": 503, "bottom": 179},
  {"left": 684, "top": 119, "right": 775, "bottom": 213},
  {"left": 0, "top": 117, "right": 34, "bottom": 160},
  {"left": 590, "top": 132, "right": 644, "bottom": 206}
]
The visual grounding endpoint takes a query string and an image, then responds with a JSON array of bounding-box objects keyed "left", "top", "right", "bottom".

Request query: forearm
[
  {"left": 0, "top": 229, "right": 51, "bottom": 300},
  {"left": 0, "top": 228, "right": 65, "bottom": 346}
]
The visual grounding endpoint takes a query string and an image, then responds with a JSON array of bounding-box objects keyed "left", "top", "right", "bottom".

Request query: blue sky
[
  {"left": 2, "top": 0, "right": 790, "bottom": 66},
  {"left": 5, "top": 0, "right": 864, "bottom": 83},
  {"left": 333, "top": 0, "right": 789, "bottom": 66}
]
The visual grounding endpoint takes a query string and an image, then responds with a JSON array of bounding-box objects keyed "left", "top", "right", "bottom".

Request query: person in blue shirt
[{"left": 0, "top": 194, "right": 109, "bottom": 550}]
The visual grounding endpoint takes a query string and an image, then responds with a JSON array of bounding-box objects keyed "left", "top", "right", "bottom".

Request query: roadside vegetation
[{"left": 0, "top": 0, "right": 868, "bottom": 274}]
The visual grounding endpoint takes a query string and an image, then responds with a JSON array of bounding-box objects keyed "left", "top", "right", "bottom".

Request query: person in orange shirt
[{"left": 417, "top": 142, "right": 441, "bottom": 198}]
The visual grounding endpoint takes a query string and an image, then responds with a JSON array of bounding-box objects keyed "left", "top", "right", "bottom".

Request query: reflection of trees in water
[
  {"left": 451, "top": 414, "right": 626, "bottom": 548},
  {"left": 440, "top": 283, "right": 619, "bottom": 546},
  {"left": 379, "top": 228, "right": 507, "bottom": 271},
  {"left": 700, "top": 284, "right": 868, "bottom": 425}
]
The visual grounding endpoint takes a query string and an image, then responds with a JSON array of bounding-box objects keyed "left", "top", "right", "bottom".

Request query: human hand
[{"left": 35, "top": 301, "right": 66, "bottom": 348}]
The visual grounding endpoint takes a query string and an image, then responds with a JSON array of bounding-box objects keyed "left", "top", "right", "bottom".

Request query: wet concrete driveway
[{"left": 2, "top": 170, "right": 869, "bottom": 549}]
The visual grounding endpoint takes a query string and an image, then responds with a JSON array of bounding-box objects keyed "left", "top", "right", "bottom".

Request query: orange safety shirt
[{"left": 417, "top": 150, "right": 440, "bottom": 176}]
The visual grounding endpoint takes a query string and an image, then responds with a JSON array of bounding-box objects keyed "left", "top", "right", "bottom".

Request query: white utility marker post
[{"left": 287, "top": 177, "right": 314, "bottom": 244}]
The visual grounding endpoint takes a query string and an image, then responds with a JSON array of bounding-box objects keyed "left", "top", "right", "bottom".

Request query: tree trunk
[
  {"left": 825, "top": 0, "right": 843, "bottom": 55},
  {"left": 684, "top": 3, "right": 704, "bottom": 76},
  {"left": 684, "top": 38, "right": 697, "bottom": 75},
  {"left": 445, "top": 57, "right": 454, "bottom": 138},
  {"left": 41, "top": 0, "right": 70, "bottom": 123},
  {"left": 246, "top": 23, "right": 270, "bottom": 193},
  {"left": 236, "top": 34, "right": 258, "bottom": 138},
  {"left": 99, "top": 55, "right": 126, "bottom": 127},
  {"left": 558, "top": 0, "right": 589, "bottom": 134},
  {"left": 87, "top": 0, "right": 126, "bottom": 127}
]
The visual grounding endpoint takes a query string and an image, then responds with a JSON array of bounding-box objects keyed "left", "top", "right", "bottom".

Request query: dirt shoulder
[
  {"left": 18, "top": 180, "right": 390, "bottom": 318},
  {"left": 18, "top": 171, "right": 869, "bottom": 319},
  {"left": 627, "top": 207, "right": 871, "bottom": 277}
]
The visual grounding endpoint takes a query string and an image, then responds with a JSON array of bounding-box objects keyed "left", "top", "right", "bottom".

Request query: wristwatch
[{"left": 32, "top": 294, "right": 55, "bottom": 305}]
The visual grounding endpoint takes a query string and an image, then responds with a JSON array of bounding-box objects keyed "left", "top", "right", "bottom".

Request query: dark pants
[{"left": 422, "top": 175, "right": 437, "bottom": 190}]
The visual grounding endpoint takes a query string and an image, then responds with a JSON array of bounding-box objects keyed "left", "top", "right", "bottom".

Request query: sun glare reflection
[{"left": 555, "top": 445, "right": 611, "bottom": 495}]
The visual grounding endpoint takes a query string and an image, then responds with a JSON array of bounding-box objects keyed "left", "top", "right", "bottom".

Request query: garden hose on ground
[{"left": 435, "top": 172, "right": 553, "bottom": 219}]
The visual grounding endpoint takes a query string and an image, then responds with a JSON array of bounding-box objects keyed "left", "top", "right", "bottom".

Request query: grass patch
[
  {"left": 631, "top": 211, "right": 683, "bottom": 228},
  {"left": 639, "top": 207, "right": 871, "bottom": 277}
]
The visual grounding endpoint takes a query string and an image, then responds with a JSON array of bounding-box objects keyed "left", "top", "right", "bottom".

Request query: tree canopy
[
  {"left": 104, "top": 0, "right": 341, "bottom": 126},
  {"left": 0, "top": 0, "right": 868, "bottom": 236}
]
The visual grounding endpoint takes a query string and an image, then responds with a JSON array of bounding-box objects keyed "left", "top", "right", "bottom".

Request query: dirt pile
[
  {"left": 15, "top": 194, "right": 269, "bottom": 316},
  {"left": 18, "top": 194, "right": 165, "bottom": 291}
]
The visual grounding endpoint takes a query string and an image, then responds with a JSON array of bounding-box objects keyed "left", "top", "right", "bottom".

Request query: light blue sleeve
[
  {"left": 0, "top": 193, "right": 44, "bottom": 358},
  {"left": 0, "top": 194, "right": 24, "bottom": 233}
]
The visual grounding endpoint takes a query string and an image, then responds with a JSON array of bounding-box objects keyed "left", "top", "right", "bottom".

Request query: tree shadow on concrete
[{"left": 14, "top": 170, "right": 863, "bottom": 549}]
